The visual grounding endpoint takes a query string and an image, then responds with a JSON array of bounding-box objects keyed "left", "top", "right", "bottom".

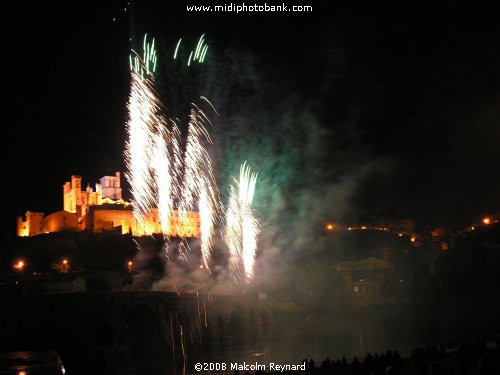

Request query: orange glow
[
  {"left": 361, "top": 226, "right": 367, "bottom": 230},
  {"left": 483, "top": 217, "right": 491, "bottom": 225},
  {"left": 398, "top": 233, "right": 403, "bottom": 237},
  {"left": 59, "top": 258, "right": 70, "bottom": 273},
  {"left": 13, "top": 259, "right": 25, "bottom": 271},
  {"left": 410, "top": 236, "right": 416, "bottom": 242},
  {"left": 199, "top": 264, "right": 204, "bottom": 269},
  {"left": 127, "top": 260, "right": 133, "bottom": 274},
  {"left": 325, "top": 223, "right": 334, "bottom": 231}
]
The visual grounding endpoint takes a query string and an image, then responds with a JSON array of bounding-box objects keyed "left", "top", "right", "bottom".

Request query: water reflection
[{"left": 0, "top": 351, "right": 64, "bottom": 375}]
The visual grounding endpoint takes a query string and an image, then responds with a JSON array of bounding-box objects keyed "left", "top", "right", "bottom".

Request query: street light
[
  {"left": 61, "top": 259, "right": 69, "bottom": 273},
  {"left": 13, "top": 259, "right": 25, "bottom": 272}
]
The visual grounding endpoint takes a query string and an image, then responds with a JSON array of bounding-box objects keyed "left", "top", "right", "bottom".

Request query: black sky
[{"left": 4, "top": 1, "right": 500, "bottom": 237}]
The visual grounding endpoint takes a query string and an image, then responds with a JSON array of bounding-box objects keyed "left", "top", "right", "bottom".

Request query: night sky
[{"left": 5, "top": 1, "right": 500, "bottom": 238}]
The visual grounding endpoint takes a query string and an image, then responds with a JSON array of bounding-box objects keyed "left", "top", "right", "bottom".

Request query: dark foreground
[{"left": 204, "top": 339, "right": 500, "bottom": 375}]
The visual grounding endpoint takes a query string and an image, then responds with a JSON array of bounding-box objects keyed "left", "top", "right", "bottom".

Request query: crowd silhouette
[{"left": 228, "top": 338, "right": 500, "bottom": 375}]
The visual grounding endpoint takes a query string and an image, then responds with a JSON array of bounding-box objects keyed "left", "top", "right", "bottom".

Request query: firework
[
  {"left": 126, "top": 34, "right": 252, "bottom": 279},
  {"left": 200, "top": 45, "right": 209, "bottom": 63},
  {"left": 240, "top": 162, "right": 259, "bottom": 279},
  {"left": 193, "top": 35, "right": 209, "bottom": 64},
  {"left": 124, "top": 70, "right": 157, "bottom": 223},
  {"left": 126, "top": 34, "right": 178, "bottom": 237},
  {"left": 194, "top": 34, "right": 205, "bottom": 60},
  {"left": 225, "top": 183, "right": 242, "bottom": 279},
  {"left": 224, "top": 162, "right": 260, "bottom": 281},
  {"left": 179, "top": 104, "right": 220, "bottom": 270},
  {"left": 152, "top": 124, "right": 173, "bottom": 237},
  {"left": 152, "top": 117, "right": 183, "bottom": 238},
  {"left": 173, "top": 38, "right": 182, "bottom": 59},
  {"left": 173, "top": 34, "right": 209, "bottom": 66}
]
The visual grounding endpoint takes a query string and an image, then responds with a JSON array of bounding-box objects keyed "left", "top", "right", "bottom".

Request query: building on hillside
[
  {"left": 17, "top": 211, "right": 45, "bottom": 237},
  {"left": 63, "top": 172, "right": 126, "bottom": 217},
  {"left": 335, "top": 257, "right": 394, "bottom": 306},
  {"left": 17, "top": 172, "right": 200, "bottom": 238},
  {"left": 43, "top": 210, "right": 78, "bottom": 233}
]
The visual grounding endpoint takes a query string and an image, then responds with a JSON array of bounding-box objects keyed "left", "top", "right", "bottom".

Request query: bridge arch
[{"left": 118, "top": 303, "right": 172, "bottom": 375}]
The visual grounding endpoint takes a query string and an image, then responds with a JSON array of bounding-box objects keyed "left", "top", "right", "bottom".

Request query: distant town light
[
  {"left": 325, "top": 223, "right": 334, "bottom": 231},
  {"left": 13, "top": 259, "right": 25, "bottom": 271},
  {"left": 411, "top": 236, "right": 416, "bottom": 242},
  {"left": 483, "top": 217, "right": 491, "bottom": 225}
]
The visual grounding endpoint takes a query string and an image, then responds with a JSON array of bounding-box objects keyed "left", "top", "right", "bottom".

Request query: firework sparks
[
  {"left": 124, "top": 70, "right": 157, "bottom": 223},
  {"left": 125, "top": 35, "right": 158, "bottom": 224},
  {"left": 169, "top": 312, "right": 176, "bottom": 375},
  {"left": 225, "top": 183, "right": 242, "bottom": 279},
  {"left": 152, "top": 124, "right": 173, "bottom": 237},
  {"left": 224, "top": 162, "right": 260, "bottom": 281},
  {"left": 194, "top": 34, "right": 205, "bottom": 60},
  {"left": 126, "top": 34, "right": 188, "bottom": 240},
  {"left": 200, "top": 45, "right": 209, "bottom": 63},
  {"left": 241, "top": 202, "right": 259, "bottom": 279},
  {"left": 152, "top": 116, "right": 183, "bottom": 239},
  {"left": 179, "top": 104, "right": 220, "bottom": 271},
  {"left": 173, "top": 38, "right": 182, "bottom": 59},
  {"left": 240, "top": 162, "right": 259, "bottom": 280},
  {"left": 180, "top": 324, "right": 186, "bottom": 375},
  {"left": 173, "top": 34, "right": 209, "bottom": 66},
  {"left": 126, "top": 34, "right": 267, "bottom": 284}
]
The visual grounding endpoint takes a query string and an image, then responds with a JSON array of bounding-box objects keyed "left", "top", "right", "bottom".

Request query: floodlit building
[
  {"left": 17, "top": 211, "right": 44, "bottom": 237},
  {"left": 17, "top": 172, "right": 200, "bottom": 237}
]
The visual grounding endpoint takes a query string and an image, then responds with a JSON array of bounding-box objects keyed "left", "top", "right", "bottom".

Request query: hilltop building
[{"left": 17, "top": 172, "right": 200, "bottom": 238}]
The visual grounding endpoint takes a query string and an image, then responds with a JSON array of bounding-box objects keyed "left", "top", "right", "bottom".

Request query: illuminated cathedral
[{"left": 17, "top": 172, "right": 200, "bottom": 238}]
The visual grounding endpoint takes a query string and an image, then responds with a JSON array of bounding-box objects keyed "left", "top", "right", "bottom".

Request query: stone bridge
[{"left": 0, "top": 291, "right": 270, "bottom": 374}]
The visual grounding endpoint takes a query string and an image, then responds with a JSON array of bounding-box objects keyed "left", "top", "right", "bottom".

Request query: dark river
[
  {"left": 0, "top": 351, "right": 65, "bottom": 374},
  {"left": 2, "top": 296, "right": 498, "bottom": 374}
]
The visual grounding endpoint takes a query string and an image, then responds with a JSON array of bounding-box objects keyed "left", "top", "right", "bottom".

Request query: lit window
[{"left": 354, "top": 286, "right": 360, "bottom": 293}]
